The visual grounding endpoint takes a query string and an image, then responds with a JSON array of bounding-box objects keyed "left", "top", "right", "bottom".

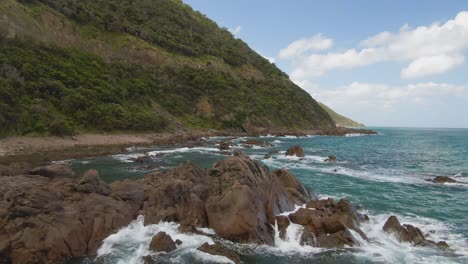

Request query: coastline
[{"left": 0, "top": 127, "right": 376, "bottom": 166}]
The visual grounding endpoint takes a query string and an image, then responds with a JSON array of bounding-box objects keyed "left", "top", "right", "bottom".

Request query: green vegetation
[
  {"left": 319, "top": 103, "right": 365, "bottom": 127},
  {"left": 0, "top": 0, "right": 334, "bottom": 137}
]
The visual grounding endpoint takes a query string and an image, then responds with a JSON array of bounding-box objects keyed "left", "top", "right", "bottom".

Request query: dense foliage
[
  {"left": 0, "top": 0, "right": 334, "bottom": 136},
  {"left": 30, "top": 0, "right": 283, "bottom": 76}
]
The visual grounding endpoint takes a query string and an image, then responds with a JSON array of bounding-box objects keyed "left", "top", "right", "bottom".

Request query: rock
[
  {"left": 177, "top": 224, "right": 198, "bottom": 234},
  {"left": 315, "top": 127, "right": 378, "bottom": 136},
  {"left": 427, "top": 176, "right": 457, "bottom": 183},
  {"left": 131, "top": 155, "right": 153, "bottom": 163},
  {"left": 149, "top": 232, "right": 176, "bottom": 253},
  {"left": 142, "top": 255, "right": 157, "bottom": 264},
  {"left": 289, "top": 198, "right": 368, "bottom": 248},
  {"left": 76, "top": 170, "right": 111, "bottom": 196},
  {"left": 205, "top": 155, "right": 312, "bottom": 245},
  {"left": 0, "top": 162, "right": 34, "bottom": 176},
  {"left": 276, "top": 215, "right": 290, "bottom": 240},
  {"left": 29, "top": 163, "right": 76, "bottom": 178},
  {"left": 324, "top": 155, "right": 337, "bottom": 163},
  {"left": 437, "top": 241, "right": 449, "bottom": 249},
  {"left": 218, "top": 141, "right": 231, "bottom": 151},
  {"left": 285, "top": 145, "right": 305, "bottom": 157},
  {"left": 240, "top": 139, "right": 273, "bottom": 148},
  {"left": 175, "top": 239, "right": 183, "bottom": 246},
  {"left": 382, "top": 216, "right": 448, "bottom": 248},
  {"left": 197, "top": 242, "right": 240, "bottom": 264}
]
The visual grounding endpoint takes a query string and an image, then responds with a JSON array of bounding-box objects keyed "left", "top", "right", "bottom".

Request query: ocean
[{"left": 71, "top": 127, "right": 468, "bottom": 264}]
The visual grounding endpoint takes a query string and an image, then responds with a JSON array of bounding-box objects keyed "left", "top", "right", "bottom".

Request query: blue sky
[{"left": 184, "top": 0, "right": 468, "bottom": 128}]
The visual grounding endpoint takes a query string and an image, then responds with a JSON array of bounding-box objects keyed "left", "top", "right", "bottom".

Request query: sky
[{"left": 183, "top": 0, "right": 468, "bottom": 128}]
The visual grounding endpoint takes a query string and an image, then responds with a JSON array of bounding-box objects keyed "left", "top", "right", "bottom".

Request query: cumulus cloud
[
  {"left": 230, "top": 25, "right": 242, "bottom": 36},
  {"left": 282, "top": 11, "right": 468, "bottom": 79},
  {"left": 279, "top": 34, "right": 333, "bottom": 59}
]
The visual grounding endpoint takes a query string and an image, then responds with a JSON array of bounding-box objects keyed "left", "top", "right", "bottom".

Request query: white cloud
[
  {"left": 263, "top": 56, "right": 276, "bottom": 64},
  {"left": 282, "top": 11, "right": 468, "bottom": 79},
  {"left": 400, "top": 55, "right": 465, "bottom": 79},
  {"left": 279, "top": 34, "right": 333, "bottom": 59},
  {"left": 230, "top": 25, "right": 242, "bottom": 36}
]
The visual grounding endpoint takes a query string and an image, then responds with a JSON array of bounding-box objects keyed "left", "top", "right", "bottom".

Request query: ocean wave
[{"left": 96, "top": 216, "right": 232, "bottom": 264}]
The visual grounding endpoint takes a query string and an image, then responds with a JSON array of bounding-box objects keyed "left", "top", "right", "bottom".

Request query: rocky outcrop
[
  {"left": 315, "top": 127, "right": 377, "bottom": 136},
  {"left": 286, "top": 198, "right": 368, "bottom": 248},
  {"left": 29, "top": 163, "right": 76, "bottom": 178},
  {"left": 382, "top": 216, "right": 449, "bottom": 248},
  {"left": 149, "top": 232, "right": 176, "bottom": 253},
  {"left": 285, "top": 145, "right": 305, "bottom": 157},
  {"left": 197, "top": 242, "right": 241, "bottom": 264},
  {"left": 324, "top": 155, "right": 337, "bottom": 163},
  {"left": 426, "top": 176, "right": 457, "bottom": 184}
]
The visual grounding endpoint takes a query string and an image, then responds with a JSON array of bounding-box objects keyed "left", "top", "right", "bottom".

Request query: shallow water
[{"left": 71, "top": 127, "right": 468, "bottom": 264}]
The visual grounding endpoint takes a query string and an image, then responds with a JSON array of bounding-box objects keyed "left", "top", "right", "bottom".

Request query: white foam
[
  {"left": 112, "top": 153, "right": 146, "bottom": 163},
  {"left": 147, "top": 147, "right": 220, "bottom": 156},
  {"left": 96, "top": 216, "right": 229, "bottom": 264}
]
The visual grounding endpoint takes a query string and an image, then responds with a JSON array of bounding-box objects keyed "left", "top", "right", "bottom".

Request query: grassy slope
[
  {"left": 0, "top": 0, "right": 334, "bottom": 136},
  {"left": 319, "top": 103, "right": 365, "bottom": 127}
]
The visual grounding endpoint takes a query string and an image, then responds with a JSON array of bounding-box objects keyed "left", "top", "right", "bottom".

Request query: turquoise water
[{"left": 72, "top": 127, "right": 468, "bottom": 264}]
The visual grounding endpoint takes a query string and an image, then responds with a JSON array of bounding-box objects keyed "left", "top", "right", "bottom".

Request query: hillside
[
  {"left": 0, "top": 0, "right": 334, "bottom": 137},
  {"left": 319, "top": 103, "right": 365, "bottom": 127}
]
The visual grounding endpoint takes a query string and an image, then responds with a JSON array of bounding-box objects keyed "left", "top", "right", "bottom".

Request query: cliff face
[
  {"left": 0, "top": 0, "right": 334, "bottom": 136},
  {"left": 319, "top": 103, "right": 365, "bottom": 128}
]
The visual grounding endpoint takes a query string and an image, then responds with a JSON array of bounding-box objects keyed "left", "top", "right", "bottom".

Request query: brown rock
[
  {"left": 142, "top": 255, "right": 157, "bottom": 264},
  {"left": 131, "top": 155, "right": 153, "bottom": 163},
  {"left": 218, "top": 142, "right": 231, "bottom": 151},
  {"left": 324, "top": 155, "right": 337, "bottom": 163},
  {"left": 149, "top": 232, "right": 176, "bottom": 253},
  {"left": 427, "top": 176, "right": 457, "bottom": 183},
  {"left": 175, "top": 239, "right": 183, "bottom": 246},
  {"left": 285, "top": 145, "right": 305, "bottom": 157},
  {"left": 276, "top": 215, "right": 290, "bottom": 240},
  {"left": 29, "top": 163, "right": 76, "bottom": 178},
  {"left": 197, "top": 242, "right": 240, "bottom": 264},
  {"left": 76, "top": 170, "right": 111, "bottom": 196}
]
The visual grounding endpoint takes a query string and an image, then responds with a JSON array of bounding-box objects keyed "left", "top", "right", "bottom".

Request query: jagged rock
[
  {"left": 197, "top": 242, "right": 240, "bottom": 264},
  {"left": 218, "top": 142, "right": 231, "bottom": 151},
  {"left": 205, "top": 155, "right": 312, "bottom": 245},
  {"left": 29, "top": 163, "right": 76, "bottom": 178},
  {"left": 131, "top": 155, "right": 153, "bottom": 163},
  {"left": 426, "top": 176, "right": 457, "bottom": 183},
  {"left": 76, "top": 170, "right": 111, "bottom": 196},
  {"left": 149, "top": 232, "right": 176, "bottom": 253},
  {"left": 289, "top": 198, "right": 368, "bottom": 248},
  {"left": 382, "top": 216, "right": 449, "bottom": 248},
  {"left": 324, "top": 155, "right": 337, "bottom": 163},
  {"left": 285, "top": 145, "right": 304, "bottom": 157},
  {"left": 276, "top": 215, "right": 290, "bottom": 240}
]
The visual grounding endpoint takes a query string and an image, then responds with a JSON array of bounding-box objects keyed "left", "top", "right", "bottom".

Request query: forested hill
[
  {"left": 0, "top": 0, "right": 334, "bottom": 136},
  {"left": 319, "top": 103, "right": 365, "bottom": 127}
]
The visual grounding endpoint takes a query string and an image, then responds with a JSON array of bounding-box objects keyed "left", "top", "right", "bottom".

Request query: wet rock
[
  {"left": 149, "top": 232, "right": 176, "bottom": 253},
  {"left": 240, "top": 139, "right": 273, "bottom": 148},
  {"left": 285, "top": 145, "right": 305, "bottom": 157},
  {"left": 131, "top": 155, "right": 153, "bottom": 163},
  {"left": 175, "top": 239, "right": 183, "bottom": 246},
  {"left": 289, "top": 198, "right": 368, "bottom": 248},
  {"left": 218, "top": 141, "right": 231, "bottom": 151},
  {"left": 177, "top": 224, "right": 198, "bottom": 234},
  {"left": 276, "top": 215, "right": 290, "bottom": 240},
  {"left": 197, "top": 242, "right": 240, "bottom": 264},
  {"left": 382, "top": 216, "right": 449, "bottom": 248},
  {"left": 436, "top": 241, "right": 449, "bottom": 249},
  {"left": 426, "top": 176, "right": 457, "bottom": 183},
  {"left": 324, "top": 155, "right": 337, "bottom": 163},
  {"left": 29, "top": 163, "right": 76, "bottom": 178},
  {"left": 141, "top": 255, "right": 157, "bottom": 264}
]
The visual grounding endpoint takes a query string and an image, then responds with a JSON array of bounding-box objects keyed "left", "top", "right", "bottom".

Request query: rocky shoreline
[
  {"left": 0, "top": 146, "right": 449, "bottom": 264},
  {"left": 0, "top": 127, "right": 377, "bottom": 167}
]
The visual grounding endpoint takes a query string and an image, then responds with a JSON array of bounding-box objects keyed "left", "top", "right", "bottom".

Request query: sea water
[{"left": 71, "top": 127, "right": 468, "bottom": 264}]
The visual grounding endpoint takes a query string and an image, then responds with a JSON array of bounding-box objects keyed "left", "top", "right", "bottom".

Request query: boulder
[
  {"left": 29, "top": 164, "right": 76, "bottom": 178},
  {"left": 289, "top": 198, "right": 368, "bottom": 248},
  {"left": 218, "top": 142, "right": 231, "bottom": 151},
  {"left": 131, "top": 155, "right": 153, "bottom": 163},
  {"left": 324, "top": 155, "right": 337, "bottom": 163},
  {"left": 76, "top": 170, "right": 111, "bottom": 196},
  {"left": 427, "top": 176, "right": 457, "bottom": 183},
  {"left": 382, "top": 216, "right": 449, "bottom": 248},
  {"left": 240, "top": 139, "right": 273, "bottom": 148},
  {"left": 149, "top": 232, "right": 176, "bottom": 253},
  {"left": 285, "top": 145, "right": 305, "bottom": 157},
  {"left": 197, "top": 242, "right": 240, "bottom": 264}
]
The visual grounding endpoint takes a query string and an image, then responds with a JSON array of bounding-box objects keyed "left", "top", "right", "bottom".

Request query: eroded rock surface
[{"left": 149, "top": 232, "right": 176, "bottom": 253}]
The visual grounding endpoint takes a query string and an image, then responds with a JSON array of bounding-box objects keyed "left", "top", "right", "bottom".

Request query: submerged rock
[
  {"left": 324, "top": 155, "right": 337, "bottom": 163},
  {"left": 131, "top": 155, "right": 153, "bottom": 163},
  {"left": 218, "top": 141, "right": 231, "bottom": 151},
  {"left": 426, "top": 176, "right": 457, "bottom": 184},
  {"left": 149, "top": 232, "right": 176, "bottom": 253},
  {"left": 197, "top": 242, "right": 241, "bottom": 264},
  {"left": 285, "top": 145, "right": 305, "bottom": 157}
]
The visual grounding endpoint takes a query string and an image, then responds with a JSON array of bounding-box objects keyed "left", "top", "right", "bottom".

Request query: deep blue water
[{"left": 72, "top": 127, "right": 468, "bottom": 264}]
